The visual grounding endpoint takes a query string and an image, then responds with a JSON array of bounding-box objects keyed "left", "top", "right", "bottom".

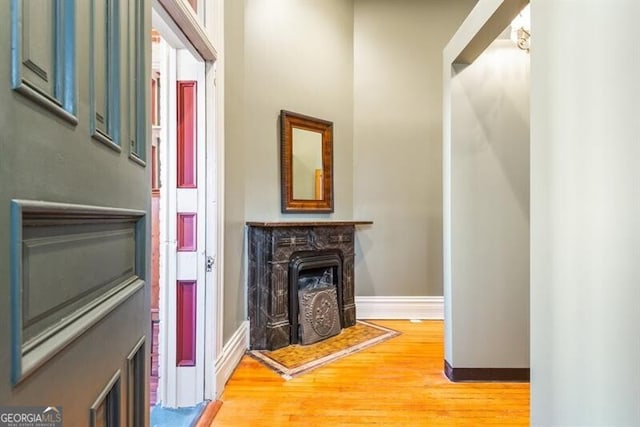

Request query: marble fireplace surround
[{"left": 247, "top": 221, "right": 372, "bottom": 350}]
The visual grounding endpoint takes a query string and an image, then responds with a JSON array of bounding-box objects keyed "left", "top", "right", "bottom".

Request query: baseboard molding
[
  {"left": 214, "top": 320, "right": 249, "bottom": 397},
  {"left": 355, "top": 296, "right": 444, "bottom": 320},
  {"left": 444, "top": 360, "right": 530, "bottom": 382}
]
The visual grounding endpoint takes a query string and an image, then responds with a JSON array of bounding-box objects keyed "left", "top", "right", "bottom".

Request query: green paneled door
[{"left": 1, "top": 0, "right": 151, "bottom": 425}]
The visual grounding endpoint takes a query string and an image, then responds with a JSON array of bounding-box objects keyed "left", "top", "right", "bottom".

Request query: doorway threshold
[{"left": 150, "top": 401, "right": 207, "bottom": 427}]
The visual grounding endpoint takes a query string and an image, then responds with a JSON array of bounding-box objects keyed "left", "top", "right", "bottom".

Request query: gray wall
[
  {"left": 353, "top": 0, "right": 477, "bottom": 296},
  {"left": 449, "top": 39, "right": 529, "bottom": 367},
  {"left": 223, "top": 0, "right": 247, "bottom": 343},
  {"left": 223, "top": 0, "right": 354, "bottom": 343},
  {"left": 223, "top": 0, "right": 480, "bottom": 343},
  {"left": 531, "top": 1, "right": 640, "bottom": 424},
  {"left": 243, "top": 0, "right": 354, "bottom": 220}
]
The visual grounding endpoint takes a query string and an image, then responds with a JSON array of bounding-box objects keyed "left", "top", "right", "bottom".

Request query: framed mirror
[{"left": 280, "top": 110, "right": 334, "bottom": 213}]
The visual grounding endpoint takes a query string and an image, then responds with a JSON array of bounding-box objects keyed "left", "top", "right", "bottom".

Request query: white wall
[
  {"left": 449, "top": 39, "right": 530, "bottom": 367},
  {"left": 531, "top": 1, "right": 640, "bottom": 424},
  {"left": 353, "top": 0, "right": 477, "bottom": 296}
]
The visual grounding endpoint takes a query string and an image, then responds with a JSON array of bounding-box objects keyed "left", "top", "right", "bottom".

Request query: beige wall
[{"left": 353, "top": 0, "right": 477, "bottom": 296}]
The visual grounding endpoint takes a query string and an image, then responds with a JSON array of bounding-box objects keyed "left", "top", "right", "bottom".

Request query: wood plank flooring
[{"left": 209, "top": 320, "right": 529, "bottom": 426}]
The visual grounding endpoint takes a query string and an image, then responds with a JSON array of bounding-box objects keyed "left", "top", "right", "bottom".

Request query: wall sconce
[
  {"left": 515, "top": 27, "right": 530, "bottom": 51},
  {"left": 510, "top": 5, "right": 530, "bottom": 52}
]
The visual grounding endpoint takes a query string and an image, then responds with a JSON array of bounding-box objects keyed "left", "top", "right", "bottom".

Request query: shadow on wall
[{"left": 453, "top": 40, "right": 530, "bottom": 214}]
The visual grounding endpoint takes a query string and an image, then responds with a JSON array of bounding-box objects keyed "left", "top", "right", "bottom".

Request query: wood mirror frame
[{"left": 280, "top": 110, "right": 334, "bottom": 213}]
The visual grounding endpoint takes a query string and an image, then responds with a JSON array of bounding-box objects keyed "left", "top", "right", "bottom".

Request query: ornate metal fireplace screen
[{"left": 289, "top": 250, "right": 343, "bottom": 345}]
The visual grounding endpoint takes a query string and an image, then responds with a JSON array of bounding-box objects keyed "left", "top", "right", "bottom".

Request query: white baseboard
[
  {"left": 355, "top": 296, "right": 444, "bottom": 320},
  {"left": 214, "top": 320, "right": 249, "bottom": 397}
]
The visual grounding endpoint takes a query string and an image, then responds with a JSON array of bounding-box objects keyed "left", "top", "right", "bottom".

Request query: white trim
[
  {"left": 211, "top": 0, "right": 227, "bottom": 403},
  {"left": 355, "top": 296, "right": 444, "bottom": 320},
  {"left": 203, "top": 0, "right": 225, "bottom": 402},
  {"left": 203, "top": 57, "right": 220, "bottom": 402},
  {"left": 157, "top": 37, "right": 177, "bottom": 407},
  {"left": 156, "top": 0, "right": 217, "bottom": 61},
  {"left": 213, "top": 62, "right": 227, "bottom": 400},
  {"left": 214, "top": 321, "right": 249, "bottom": 397}
]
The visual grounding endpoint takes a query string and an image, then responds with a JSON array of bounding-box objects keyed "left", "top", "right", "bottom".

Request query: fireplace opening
[{"left": 289, "top": 250, "right": 343, "bottom": 345}]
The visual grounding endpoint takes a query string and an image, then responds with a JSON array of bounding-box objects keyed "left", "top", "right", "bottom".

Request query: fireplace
[
  {"left": 247, "top": 221, "right": 371, "bottom": 350},
  {"left": 289, "top": 250, "right": 343, "bottom": 345}
]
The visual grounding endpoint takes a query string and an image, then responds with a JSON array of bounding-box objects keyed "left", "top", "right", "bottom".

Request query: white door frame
[
  {"left": 152, "top": 0, "right": 224, "bottom": 407},
  {"left": 203, "top": 59, "right": 223, "bottom": 399},
  {"left": 205, "top": 0, "right": 227, "bottom": 400}
]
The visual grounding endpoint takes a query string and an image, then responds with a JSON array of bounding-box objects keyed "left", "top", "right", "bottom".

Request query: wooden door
[{"left": 0, "top": 1, "right": 150, "bottom": 425}]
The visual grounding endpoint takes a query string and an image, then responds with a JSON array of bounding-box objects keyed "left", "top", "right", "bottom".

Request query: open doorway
[
  {"left": 150, "top": 3, "right": 218, "bottom": 409},
  {"left": 443, "top": 1, "right": 530, "bottom": 380}
]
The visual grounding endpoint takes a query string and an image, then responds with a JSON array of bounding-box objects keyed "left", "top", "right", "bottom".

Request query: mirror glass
[
  {"left": 292, "top": 128, "right": 323, "bottom": 200},
  {"left": 280, "top": 110, "right": 333, "bottom": 213}
]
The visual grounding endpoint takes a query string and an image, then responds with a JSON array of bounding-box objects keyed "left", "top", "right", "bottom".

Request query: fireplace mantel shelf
[{"left": 246, "top": 220, "right": 373, "bottom": 227}]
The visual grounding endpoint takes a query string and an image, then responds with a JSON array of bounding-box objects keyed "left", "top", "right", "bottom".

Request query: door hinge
[{"left": 206, "top": 255, "right": 215, "bottom": 272}]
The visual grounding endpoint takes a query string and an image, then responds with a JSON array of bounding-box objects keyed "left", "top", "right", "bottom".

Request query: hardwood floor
[{"left": 209, "top": 320, "right": 529, "bottom": 426}]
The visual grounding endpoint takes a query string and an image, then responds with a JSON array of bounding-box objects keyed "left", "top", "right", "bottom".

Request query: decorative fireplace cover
[{"left": 298, "top": 285, "right": 341, "bottom": 345}]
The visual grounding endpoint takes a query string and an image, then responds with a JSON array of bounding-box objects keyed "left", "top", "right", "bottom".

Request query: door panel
[
  {"left": 0, "top": 1, "right": 151, "bottom": 425},
  {"left": 91, "top": 0, "right": 120, "bottom": 149},
  {"left": 10, "top": 0, "right": 76, "bottom": 123},
  {"left": 160, "top": 47, "right": 206, "bottom": 407},
  {"left": 21, "top": 0, "right": 56, "bottom": 98}
]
